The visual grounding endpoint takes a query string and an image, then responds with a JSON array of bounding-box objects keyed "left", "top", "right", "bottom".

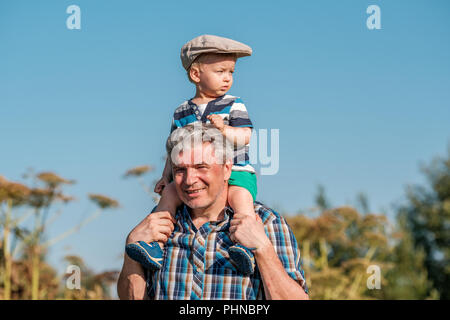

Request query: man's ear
[{"left": 223, "top": 160, "right": 232, "bottom": 181}]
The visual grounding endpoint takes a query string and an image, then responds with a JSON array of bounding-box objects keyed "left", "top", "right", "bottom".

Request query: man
[{"left": 117, "top": 124, "right": 309, "bottom": 299}]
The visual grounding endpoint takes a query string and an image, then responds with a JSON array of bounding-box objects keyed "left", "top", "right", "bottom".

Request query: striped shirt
[
  {"left": 170, "top": 94, "right": 255, "bottom": 173},
  {"left": 145, "top": 202, "right": 308, "bottom": 300}
]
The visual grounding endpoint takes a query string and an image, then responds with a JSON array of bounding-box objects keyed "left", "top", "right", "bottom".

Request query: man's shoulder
[{"left": 253, "top": 201, "right": 284, "bottom": 225}]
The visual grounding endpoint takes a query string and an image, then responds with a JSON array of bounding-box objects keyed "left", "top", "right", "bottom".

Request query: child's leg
[
  {"left": 125, "top": 181, "right": 182, "bottom": 271},
  {"left": 227, "top": 185, "right": 256, "bottom": 275},
  {"left": 153, "top": 182, "right": 182, "bottom": 249},
  {"left": 155, "top": 182, "right": 181, "bottom": 218},
  {"left": 227, "top": 185, "right": 255, "bottom": 219}
]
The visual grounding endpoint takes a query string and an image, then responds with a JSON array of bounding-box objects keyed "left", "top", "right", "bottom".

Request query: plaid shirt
[{"left": 145, "top": 201, "right": 308, "bottom": 300}]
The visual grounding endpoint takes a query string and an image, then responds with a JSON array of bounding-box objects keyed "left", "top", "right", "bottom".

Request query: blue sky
[{"left": 1, "top": 0, "right": 449, "bottom": 277}]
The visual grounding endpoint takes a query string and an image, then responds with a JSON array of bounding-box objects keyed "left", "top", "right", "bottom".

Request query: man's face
[
  {"left": 193, "top": 54, "right": 236, "bottom": 97},
  {"left": 172, "top": 142, "right": 232, "bottom": 210}
]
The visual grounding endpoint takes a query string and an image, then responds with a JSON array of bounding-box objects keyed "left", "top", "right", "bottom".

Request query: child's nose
[{"left": 224, "top": 72, "right": 232, "bottom": 82}]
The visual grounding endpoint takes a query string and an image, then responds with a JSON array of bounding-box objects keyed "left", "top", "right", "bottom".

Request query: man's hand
[
  {"left": 229, "top": 213, "right": 272, "bottom": 251},
  {"left": 127, "top": 211, "right": 176, "bottom": 245},
  {"left": 118, "top": 210, "right": 176, "bottom": 300},
  {"left": 207, "top": 114, "right": 225, "bottom": 132},
  {"left": 230, "top": 213, "right": 309, "bottom": 300}
]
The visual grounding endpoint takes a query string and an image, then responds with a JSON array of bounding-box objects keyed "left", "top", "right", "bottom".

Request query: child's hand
[
  {"left": 207, "top": 114, "right": 225, "bottom": 132},
  {"left": 154, "top": 176, "right": 169, "bottom": 195}
]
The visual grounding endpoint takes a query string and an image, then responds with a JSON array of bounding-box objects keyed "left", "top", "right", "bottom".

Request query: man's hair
[
  {"left": 186, "top": 53, "right": 237, "bottom": 83},
  {"left": 166, "top": 123, "right": 234, "bottom": 166}
]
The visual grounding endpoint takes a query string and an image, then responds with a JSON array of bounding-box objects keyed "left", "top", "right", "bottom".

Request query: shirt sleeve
[
  {"left": 264, "top": 212, "right": 309, "bottom": 294},
  {"left": 228, "top": 98, "right": 253, "bottom": 128}
]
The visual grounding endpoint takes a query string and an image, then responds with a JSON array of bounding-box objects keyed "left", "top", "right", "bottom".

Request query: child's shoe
[
  {"left": 228, "top": 244, "right": 255, "bottom": 275},
  {"left": 125, "top": 241, "right": 163, "bottom": 271}
]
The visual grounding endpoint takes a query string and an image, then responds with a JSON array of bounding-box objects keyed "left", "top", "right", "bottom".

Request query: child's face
[{"left": 191, "top": 54, "right": 236, "bottom": 97}]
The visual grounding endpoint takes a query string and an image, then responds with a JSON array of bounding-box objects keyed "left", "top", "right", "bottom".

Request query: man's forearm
[
  {"left": 117, "top": 255, "right": 148, "bottom": 300},
  {"left": 254, "top": 244, "right": 309, "bottom": 300}
]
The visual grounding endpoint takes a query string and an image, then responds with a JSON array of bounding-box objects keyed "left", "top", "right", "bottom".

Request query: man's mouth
[{"left": 185, "top": 187, "right": 207, "bottom": 195}]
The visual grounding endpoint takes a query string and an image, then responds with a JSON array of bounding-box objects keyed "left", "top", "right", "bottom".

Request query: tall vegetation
[
  {"left": 396, "top": 148, "right": 449, "bottom": 299},
  {"left": 286, "top": 188, "right": 437, "bottom": 299},
  {"left": 0, "top": 170, "right": 119, "bottom": 299},
  {"left": 285, "top": 146, "right": 449, "bottom": 300}
]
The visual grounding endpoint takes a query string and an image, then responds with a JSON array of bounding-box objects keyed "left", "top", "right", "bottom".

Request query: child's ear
[{"left": 189, "top": 66, "right": 201, "bottom": 83}]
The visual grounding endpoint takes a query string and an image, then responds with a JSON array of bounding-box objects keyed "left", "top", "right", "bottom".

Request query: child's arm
[
  {"left": 207, "top": 114, "right": 251, "bottom": 147},
  {"left": 161, "top": 156, "right": 173, "bottom": 181}
]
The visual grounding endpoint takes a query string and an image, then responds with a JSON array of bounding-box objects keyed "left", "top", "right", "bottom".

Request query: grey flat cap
[{"left": 180, "top": 34, "right": 252, "bottom": 70}]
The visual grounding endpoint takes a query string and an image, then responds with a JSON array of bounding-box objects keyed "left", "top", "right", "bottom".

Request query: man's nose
[{"left": 183, "top": 168, "right": 198, "bottom": 185}]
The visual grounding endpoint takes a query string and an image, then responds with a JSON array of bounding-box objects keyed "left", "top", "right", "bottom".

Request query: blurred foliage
[
  {"left": 123, "top": 164, "right": 161, "bottom": 205},
  {"left": 286, "top": 205, "right": 391, "bottom": 299},
  {"left": 396, "top": 147, "right": 450, "bottom": 299},
  {"left": 286, "top": 203, "right": 436, "bottom": 299},
  {"left": 285, "top": 146, "right": 450, "bottom": 300},
  {"left": 88, "top": 194, "right": 120, "bottom": 209},
  {"left": 62, "top": 255, "right": 118, "bottom": 300},
  {"left": 123, "top": 165, "right": 154, "bottom": 178},
  {"left": 0, "top": 170, "right": 119, "bottom": 300}
]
